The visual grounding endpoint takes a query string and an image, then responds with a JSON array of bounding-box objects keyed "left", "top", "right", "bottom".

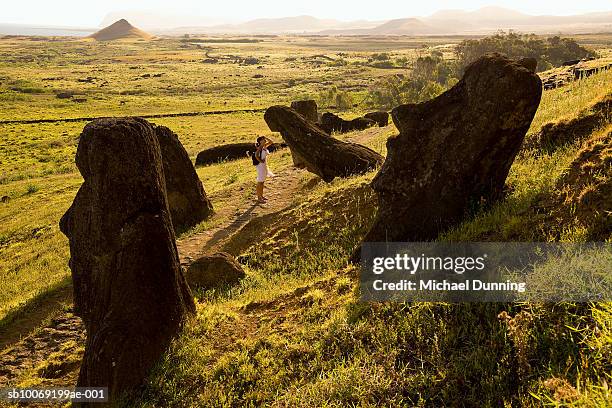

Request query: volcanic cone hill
[{"left": 89, "top": 19, "right": 153, "bottom": 41}]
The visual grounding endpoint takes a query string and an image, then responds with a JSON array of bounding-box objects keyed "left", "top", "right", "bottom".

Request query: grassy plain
[{"left": 0, "top": 34, "right": 611, "bottom": 406}]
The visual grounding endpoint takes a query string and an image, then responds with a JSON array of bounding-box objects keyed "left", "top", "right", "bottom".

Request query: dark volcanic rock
[
  {"left": 59, "top": 117, "right": 195, "bottom": 405},
  {"left": 195, "top": 141, "right": 286, "bottom": 166},
  {"left": 290, "top": 100, "right": 318, "bottom": 122},
  {"left": 56, "top": 92, "right": 73, "bottom": 99},
  {"left": 264, "top": 105, "right": 383, "bottom": 182},
  {"left": 364, "top": 111, "right": 389, "bottom": 127},
  {"left": 155, "top": 125, "right": 213, "bottom": 233},
  {"left": 361, "top": 53, "right": 542, "bottom": 244},
  {"left": 517, "top": 57, "right": 537, "bottom": 73},
  {"left": 185, "top": 252, "right": 246, "bottom": 290},
  {"left": 319, "top": 112, "right": 376, "bottom": 134}
]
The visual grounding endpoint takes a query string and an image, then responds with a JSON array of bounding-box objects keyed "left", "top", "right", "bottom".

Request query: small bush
[{"left": 25, "top": 184, "right": 39, "bottom": 195}]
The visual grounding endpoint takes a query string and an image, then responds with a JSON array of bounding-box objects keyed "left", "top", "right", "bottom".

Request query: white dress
[{"left": 256, "top": 149, "right": 274, "bottom": 182}]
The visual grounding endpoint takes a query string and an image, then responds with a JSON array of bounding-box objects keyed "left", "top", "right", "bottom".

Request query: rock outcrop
[
  {"left": 155, "top": 125, "right": 213, "bottom": 233},
  {"left": 195, "top": 141, "right": 286, "bottom": 166},
  {"left": 361, "top": 54, "right": 542, "bottom": 244},
  {"left": 185, "top": 252, "right": 246, "bottom": 290},
  {"left": 543, "top": 128, "right": 611, "bottom": 240},
  {"left": 264, "top": 105, "right": 383, "bottom": 182},
  {"left": 522, "top": 94, "right": 611, "bottom": 152},
  {"left": 364, "top": 111, "right": 389, "bottom": 127},
  {"left": 290, "top": 100, "right": 318, "bottom": 122},
  {"left": 59, "top": 118, "right": 195, "bottom": 404},
  {"left": 319, "top": 112, "right": 376, "bottom": 134}
]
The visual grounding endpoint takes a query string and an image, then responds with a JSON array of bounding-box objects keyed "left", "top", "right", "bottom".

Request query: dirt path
[
  {"left": 0, "top": 312, "right": 84, "bottom": 387},
  {"left": 177, "top": 164, "right": 308, "bottom": 263}
]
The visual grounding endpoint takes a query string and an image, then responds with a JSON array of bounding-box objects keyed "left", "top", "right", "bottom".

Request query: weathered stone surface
[
  {"left": 319, "top": 112, "right": 376, "bottom": 134},
  {"left": 185, "top": 252, "right": 246, "bottom": 290},
  {"left": 290, "top": 100, "right": 318, "bottom": 122},
  {"left": 59, "top": 117, "right": 195, "bottom": 405},
  {"left": 155, "top": 125, "right": 213, "bottom": 233},
  {"left": 264, "top": 105, "right": 383, "bottom": 182},
  {"left": 195, "top": 142, "right": 286, "bottom": 166},
  {"left": 517, "top": 57, "right": 537, "bottom": 73},
  {"left": 361, "top": 54, "right": 542, "bottom": 244},
  {"left": 364, "top": 111, "right": 389, "bottom": 127}
]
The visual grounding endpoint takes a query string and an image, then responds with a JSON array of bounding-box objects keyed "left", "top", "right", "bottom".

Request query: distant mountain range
[
  {"left": 143, "top": 6, "right": 612, "bottom": 35},
  {"left": 1, "top": 6, "right": 611, "bottom": 37},
  {"left": 318, "top": 7, "right": 612, "bottom": 35}
]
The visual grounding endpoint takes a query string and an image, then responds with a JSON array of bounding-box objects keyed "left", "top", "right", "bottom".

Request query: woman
[{"left": 254, "top": 136, "right": 275, "bottom": 203}]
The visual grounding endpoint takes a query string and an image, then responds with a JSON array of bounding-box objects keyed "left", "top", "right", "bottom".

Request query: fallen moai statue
[
  {"left": 195, "top": 141, "right": 286, "bottom": 166},
  {"left": 360, "top": 53, "right": 542, "bottom": 245},
  {"left": 290, "top": 99, "right": 319, "bottom": 122},
  {"left": 155, "top": 125, "right": 213, "bottom": 233},
  {"left": 364, "top": 111, "right": 389, "bottom": 127},
  {"left": 264, "top": 105, "right": 383, "bottom": 182},
  {"left": 60, "top": 117, "right": 195, "bottom": 405},
  {"left": 319, "top": 112, "right": 376, "bottom": 134}
]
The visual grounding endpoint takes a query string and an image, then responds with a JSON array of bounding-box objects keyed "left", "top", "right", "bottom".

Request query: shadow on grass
[{"left": 0, "top": 276, "right": 72, "bottom": 350}]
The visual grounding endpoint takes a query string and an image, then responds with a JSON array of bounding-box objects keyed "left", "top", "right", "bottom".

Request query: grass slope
[
  {"left": 131, "top": 74, "right": 610, "bottom": 407},
  {"left": 0, "top": 38, "right": 610, "bottom": 406}
]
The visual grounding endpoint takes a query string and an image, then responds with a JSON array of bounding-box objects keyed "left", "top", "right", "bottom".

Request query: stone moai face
[
  {"left": 59, "top": 118, "right": 169, "bottom": 328},
  {"left": 59, "top": 117, "right": 195, "bottom": 401}
]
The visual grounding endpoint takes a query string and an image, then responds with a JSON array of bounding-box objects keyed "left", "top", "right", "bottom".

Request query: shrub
[
  {"left": 455, "top": 32, "right": 595, "bottom": 73},
  {"left": 367, "top": 53, "right": 459, "bottom": 109},
  {"left": 25, "top": 184, "right": 39, "bottom": 195}
]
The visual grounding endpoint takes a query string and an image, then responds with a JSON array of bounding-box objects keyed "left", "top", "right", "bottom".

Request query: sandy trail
[{"left": 177, "top": 164, "right": 307, "bottom": 263}]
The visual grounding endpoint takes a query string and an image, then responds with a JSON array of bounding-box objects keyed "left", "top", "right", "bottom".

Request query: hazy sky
[{"left": 2, "top": 0, "right": 611, "bottom": 27}]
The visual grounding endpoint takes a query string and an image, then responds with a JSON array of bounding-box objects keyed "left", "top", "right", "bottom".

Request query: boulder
[
  {"left": 155, "top": 125, "right": 213, "bottom": 233},
  {"left": 290, "top": 100, "right": 318, "bottom": 122},
  {"left": 59, "top": 117, "right": 195, "bottom": 405},
  {"left": 264, "top": 105, "right": 384, "bottom": 182},
  {"left": 319, "top": 112, "right": 376, "bottom": 134},
  {"left": 195, "top": 141, "right": 286, "bottom": 166},
  {"left": 364, "top": 111, "right": 389, "bottom": 127},
  {"left": 361, "top": 54, "right": 542, "bottom": 244},
  {"left": 185, "top": 252, "right": 246, "bottom": 290}
]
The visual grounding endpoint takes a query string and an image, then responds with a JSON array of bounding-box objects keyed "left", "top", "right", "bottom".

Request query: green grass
[
  {"left": 529, "top": 69, "right": 612, "bottom": 134},
  {"left": 127, "top": 72, "right": 612, "bottom": 407},
  {"left": 0, "top": 35, "right": 611, "bottom": 406},
  {"left": 133, "top": 152, "right": 611, "bottom": 407}
]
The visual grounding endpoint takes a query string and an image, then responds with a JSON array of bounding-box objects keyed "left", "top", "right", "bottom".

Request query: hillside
[
  {"left": 0, "top": 33, "right": 610, "bottom": 407},
  {"left": 322, "top": 6, "right": 612, "bottom": 36},
  {"left": 89, "top": 19, "right": 152, "bottom": 41},
  {"left": 368, "top": 18, "right": 440, "bottom": 35}
]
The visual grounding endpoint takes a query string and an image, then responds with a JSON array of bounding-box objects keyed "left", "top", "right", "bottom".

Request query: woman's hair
[{"left": 255, "top": 136, "right": 266, "bottom": 147}]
